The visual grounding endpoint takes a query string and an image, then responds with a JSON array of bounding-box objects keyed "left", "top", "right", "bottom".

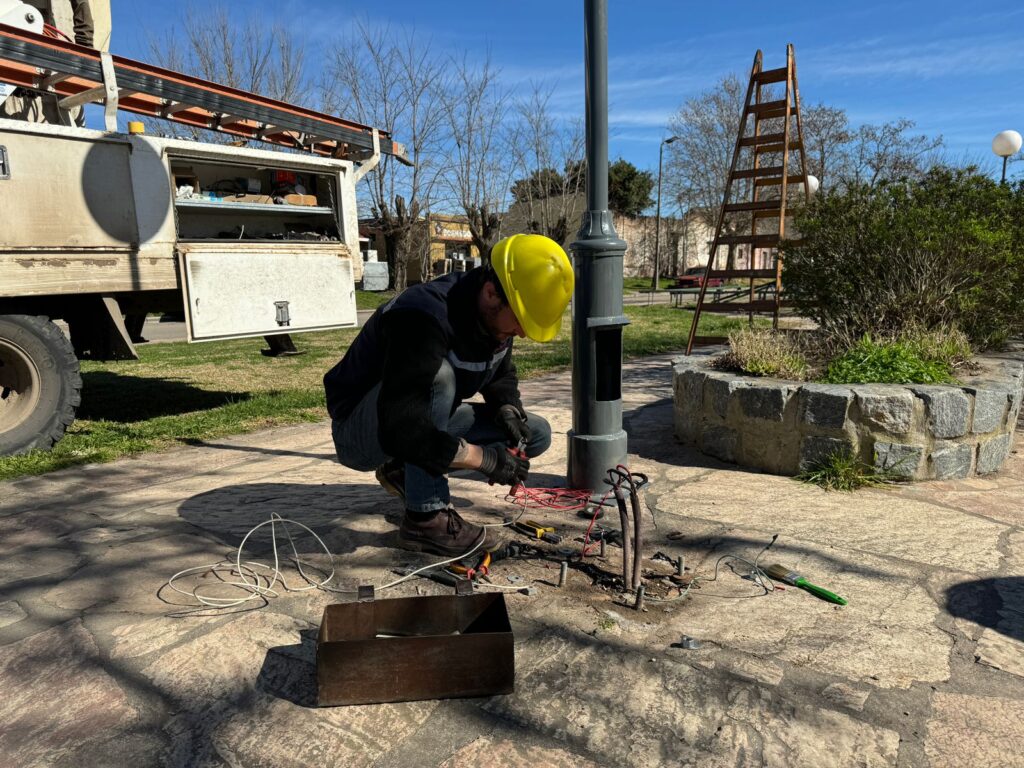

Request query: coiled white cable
[{"left": 166, "top": 504, "right": 530, "bottom": 612}]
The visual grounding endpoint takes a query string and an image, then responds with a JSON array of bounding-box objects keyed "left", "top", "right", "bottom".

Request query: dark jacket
[{"left": 323, "top": 268, "right": 523, "bottom": 474}]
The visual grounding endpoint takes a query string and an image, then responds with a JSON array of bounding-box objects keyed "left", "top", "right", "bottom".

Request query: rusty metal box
[{"left": 316, "top": 593, "right": 514, "bottom": 706}]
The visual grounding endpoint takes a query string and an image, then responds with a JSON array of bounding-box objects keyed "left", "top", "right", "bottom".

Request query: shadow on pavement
[
  {"left": 945, "top": 577, "right": 1024, "bottom": 642},
  {"left": 178, "top": 482, "right": 399, "bottom": 555},
  {"left": 180, "top": 439, "right": 337, "bottom": 462},
  {"left": 78, "top": 371, "right": 250, "bottom": 422},
  {"left": 257, "top": 629, "right": 319, "bottom": 708}
]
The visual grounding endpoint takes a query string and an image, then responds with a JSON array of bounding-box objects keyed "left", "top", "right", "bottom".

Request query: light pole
[
  {"left": 652, "top": 136, "right": 679, "bottom": 290},
  {"left": 568, "top": 0, "right": 629, "bottom": 494},
  {"left": 992, "top": 130, "right": 1022, "bottom": 184}
]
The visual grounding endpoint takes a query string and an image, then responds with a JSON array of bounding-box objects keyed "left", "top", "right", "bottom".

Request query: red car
[{"left": 673, "top": 267, "right": 723, "bottom": 289}]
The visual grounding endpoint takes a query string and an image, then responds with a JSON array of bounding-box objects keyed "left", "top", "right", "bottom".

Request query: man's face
[{"left": 479, "top": 280, "right": 525, "bottom": 342}]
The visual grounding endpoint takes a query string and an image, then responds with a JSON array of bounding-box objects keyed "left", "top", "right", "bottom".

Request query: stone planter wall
[{"left": 672, "top": 355, "right": 1024, "bottom": 480}]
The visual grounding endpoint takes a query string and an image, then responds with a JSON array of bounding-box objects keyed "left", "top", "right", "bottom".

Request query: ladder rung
[
  {"left": 757, "top": 108, "right": 789, "bottom": 121},
  {"left": 747, "top": 99, "right": 787, "bottom": 116},
  {"left": 739, "top": 132, "right": 785, "bottom": 146},
  {"left": 754, "top": 175, "right": 807, "bottom": 187},
  {"left": 732, "top": 166, "right": 784, "bottom": 179},
  {"left": 754, "top": 141, "right": 801, "bottom": 154},
  {"left": 724, "top": 200, "right": 781, "bottom": 213},
  {"left": 701, "top": 300, "right": 781, "bottom": 313},
  {"left": 715, "top": 234, "right": 780, "bottom": 246},
  {"left": 755, "top": 67, "right": 788, "bottom": 84},
  {"left": 708, "top": 269, "right": 778, "bottom": 279},
  {"left": 753, "top": 208, "right": 788, "bottom": 219}
]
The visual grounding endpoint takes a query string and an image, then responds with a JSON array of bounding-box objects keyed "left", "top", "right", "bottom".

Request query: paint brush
[{"left": 764, "top": 563, "right": 847, "bottom": 605}]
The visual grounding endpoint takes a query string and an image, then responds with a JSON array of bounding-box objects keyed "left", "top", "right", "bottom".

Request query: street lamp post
[
  {"left": 651, "top": 136, "right": 679, "bottom": 291},
  {"left": 992, "top": 130, "right": 1022, "bottom": 184}
]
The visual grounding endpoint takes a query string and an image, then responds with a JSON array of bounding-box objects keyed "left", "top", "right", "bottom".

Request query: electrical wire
[
  {"left": 644, "top": 534, "right": 781, "bottom": 603},
  {"left": 165, "top": 479, "right": 549, "bottom": 611}
]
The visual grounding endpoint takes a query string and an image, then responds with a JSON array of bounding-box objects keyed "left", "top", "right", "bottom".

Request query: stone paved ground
[{"left": 1, "top": 354, "right": 1023, "bottom": 767}]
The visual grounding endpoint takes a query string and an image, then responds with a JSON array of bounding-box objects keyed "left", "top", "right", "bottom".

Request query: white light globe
[
  {"left": 992, "top": 130, "right": 1022, "bottom": 158},
  {"left": 805, "top": 175, "right": 820, "bottom": 196}
]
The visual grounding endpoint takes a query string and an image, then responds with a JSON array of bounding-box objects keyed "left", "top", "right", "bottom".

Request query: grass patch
[
  {"left": 355, "top": 290, "right": 394, "bottom": 310},
  {"left": 623, "top": 276, "right": 673, "bottom": 292},
  {"left": 714, "top": 328, "right": 810, "bottom": 380},
  {"left": 822, "top": 335, "right": 955, "bottom": 385},
  {"left": 796, "top": 450, "right": 903, "bottom": 492},
  {"left": 0, "top": 306, "right": 750, "bottom": 481}
]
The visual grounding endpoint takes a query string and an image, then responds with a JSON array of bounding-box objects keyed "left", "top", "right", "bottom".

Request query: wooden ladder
[{"left": 685, "top": 44, "right": 810, "bottom": 354}]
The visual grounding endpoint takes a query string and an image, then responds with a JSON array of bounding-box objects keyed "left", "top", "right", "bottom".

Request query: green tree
[{"left": 607, "top": 158, "right": 654, "bottom": 216}]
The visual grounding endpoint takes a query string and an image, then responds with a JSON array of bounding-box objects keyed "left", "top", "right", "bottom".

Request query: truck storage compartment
[
  {"left": 178, "top": 242, "right": 357, "bottom": 342},
  {"left": 169, "top": 157, "right": 342, "bottom": 242}
]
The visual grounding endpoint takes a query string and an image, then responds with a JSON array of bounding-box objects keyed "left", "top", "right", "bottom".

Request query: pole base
[{"left": 567, "top": 429, "right": 628, "bottom": 495}]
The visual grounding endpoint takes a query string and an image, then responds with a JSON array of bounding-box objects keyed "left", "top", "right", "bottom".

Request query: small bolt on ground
[{"left": 558, "top": 560, "right": 568, "bottom": 588}]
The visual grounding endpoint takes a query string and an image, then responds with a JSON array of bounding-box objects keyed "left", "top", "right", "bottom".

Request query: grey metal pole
[
  {"left": 568, "top": 0, "right": 629, "bottom": 493},
  {"left": 652, "top": 141, "right": 664, "bottom": 291},
  {"left": 1002, "top": 156, "right": 1009, "bottom": 184}
]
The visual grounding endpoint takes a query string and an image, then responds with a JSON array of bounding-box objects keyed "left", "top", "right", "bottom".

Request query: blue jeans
[{"left": 331, "top": 360, "right": 552, "bottom": 514}]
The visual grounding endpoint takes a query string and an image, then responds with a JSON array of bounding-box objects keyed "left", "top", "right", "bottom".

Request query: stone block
[
  {"left": 736, "top": 382, "right": 791, "bottom": 422},
  {"left": 701, "top": 424, "right": 738, "bottom": 463},
  {"left": 855, "top": 387, "right": 915, "bottom": 434},
  {"left": 800, "top": 384, "right": 853, "bottom": 429},
  {"left": 977, "top": 433, "right": 1013, "bottom": 474},
  {"left": 965, "top": 387, "right": 1009, "bottom": 434},
  {"left": 703, "top": 373, "right": 747, "bottom": 420},
  {"left": 799, "top": 435, "right": 854, "bottom": 470},
  {"left": 874, "top": 441, "right": 924, "bottom": 478},
  {"left": 931, "top": 441, "right": 974, "bottom": 480},
  {"left": 911, "top": 386, "right": 970, "bottom": 439}
]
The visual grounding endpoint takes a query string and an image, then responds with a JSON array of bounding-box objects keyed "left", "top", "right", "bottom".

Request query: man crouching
[{"left": 324, "top": 234, "right": 574, "bottom": 556}]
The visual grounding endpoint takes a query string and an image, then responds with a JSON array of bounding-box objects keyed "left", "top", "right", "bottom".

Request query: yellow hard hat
[{"left": 490, "top": 234, "right": 575, "bottom": 342}]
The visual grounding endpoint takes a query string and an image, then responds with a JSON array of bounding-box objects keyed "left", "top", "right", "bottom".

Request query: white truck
[{"left": 0, "top": 7, "right": 397, "bottom": 455}]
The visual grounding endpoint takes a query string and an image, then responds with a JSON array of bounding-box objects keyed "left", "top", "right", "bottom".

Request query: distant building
[{"left": 359, "top": 213, "right": 481, "bottom": 285}]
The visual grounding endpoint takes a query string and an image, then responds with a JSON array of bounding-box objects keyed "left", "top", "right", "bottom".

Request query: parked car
[{"left": 673, "top": 267, "right": 724, "bottom": 289}]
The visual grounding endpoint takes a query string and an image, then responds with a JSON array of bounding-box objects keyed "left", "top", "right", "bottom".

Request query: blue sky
[{"left": 107, "top": 0, "right": 1023, "bottom": 178}]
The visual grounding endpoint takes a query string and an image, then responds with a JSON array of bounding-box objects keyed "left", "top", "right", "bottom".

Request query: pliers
[{"left": 447, "top": 550, "right": 492, "bottom": 581}]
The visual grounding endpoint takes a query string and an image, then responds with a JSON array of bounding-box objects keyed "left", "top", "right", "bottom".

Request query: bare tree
[
  {"left": 664, "top": 74, "right": 749, "bottom": 271},
  {"left": 437, "top": 55, "right": 514, "bottom": 259},
  {"left": 847, "top": 119, "right": 944, "bottom": 187},
  {"left": 507, "top": 84, "right": 586, "bottom": 248},
  {"left": 322, "top": 22, "right": 446, "bottom": 291},
  {"left": 146, "top": 6, "right": 310, "bottom": 141},
  {"left": 800, "top": 104, "right": 853, "bottom": 189}
]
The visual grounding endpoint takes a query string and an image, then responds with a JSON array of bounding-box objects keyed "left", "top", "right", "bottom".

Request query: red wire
[
  {"left": 43, "top": 24, "right": 74, "bottom": 43},
  {"left": 503, "top": 466, "right": 637, "bottom": 559}
]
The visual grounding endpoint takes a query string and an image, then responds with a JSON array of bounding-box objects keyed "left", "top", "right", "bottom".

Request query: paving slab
[{"left": 1, "top": 354, "right": 1023, "bottom": 767}]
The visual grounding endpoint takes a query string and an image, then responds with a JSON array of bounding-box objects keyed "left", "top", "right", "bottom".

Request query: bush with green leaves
[
  {"left": 782, "top": 168, "right": 1024, "bottom": 350},
  {"left": 822, "top": 335, "right": 953, "bottom": 385}
]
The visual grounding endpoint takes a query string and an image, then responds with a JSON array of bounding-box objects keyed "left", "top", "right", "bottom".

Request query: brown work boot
[
  {"left": 375, "top": 458, "right": 406, "bottom": 502},
  {"left": 398, "top": 506, "right": 501, "bottom": 557}
]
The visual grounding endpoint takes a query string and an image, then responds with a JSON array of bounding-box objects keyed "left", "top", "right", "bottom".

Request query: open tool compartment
[{"left": 317, "top": 593, "right": 514, "bottom": 706}]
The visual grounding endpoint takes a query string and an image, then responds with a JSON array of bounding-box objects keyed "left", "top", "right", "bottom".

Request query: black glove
[
  {"left": 478, "top": 445, "right": 530, "bottom": 487},
  {"left": 495, "top": 404, "right": 531, "bottom": 446}
]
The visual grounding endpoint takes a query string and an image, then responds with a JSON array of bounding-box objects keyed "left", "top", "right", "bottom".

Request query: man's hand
[
  {"left": 495, "top": 404, "right": 530, "bottom": 446},
  {"left": 478, "top": 445, "right": 530, "bottom": 487}
]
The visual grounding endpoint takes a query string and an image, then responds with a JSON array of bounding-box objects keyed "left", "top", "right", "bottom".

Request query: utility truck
[{"left": 0, "top": 6, "right": 405, "bottom": 455}]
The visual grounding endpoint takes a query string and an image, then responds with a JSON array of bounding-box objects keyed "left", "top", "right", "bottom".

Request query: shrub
[
  {"left": 715, "top": 328, "right": 811, "bottom": 380},
  {"left": 797, "top": 449, "right": 903, "bottom": 492},
  {"left": 822, "top": 335, "right": 953, "bottom": 385},
  {"left": 782, "top": 168, "right": 1024, "bottom": 350}
]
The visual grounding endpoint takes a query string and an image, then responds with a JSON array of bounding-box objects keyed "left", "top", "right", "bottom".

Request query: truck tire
[{"left": 0, "top": 315, "right": 81, "bottom": 456}]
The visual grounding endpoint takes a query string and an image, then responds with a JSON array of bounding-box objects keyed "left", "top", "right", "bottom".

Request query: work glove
[
  {"left": 495, "top": 404, "right": 531, "bottom": 446},
  {"left": 478, "top": 445, "right": 530, "bottom": 487}
]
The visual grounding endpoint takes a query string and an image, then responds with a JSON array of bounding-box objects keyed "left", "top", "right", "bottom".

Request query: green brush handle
[{"left": 796, "top": 578, "right": 848, "bottom": 606}]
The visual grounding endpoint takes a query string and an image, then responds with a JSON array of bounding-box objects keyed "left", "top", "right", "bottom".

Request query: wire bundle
[{"left": 504, "top": 483, "right": 593, "bottom": 512}]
